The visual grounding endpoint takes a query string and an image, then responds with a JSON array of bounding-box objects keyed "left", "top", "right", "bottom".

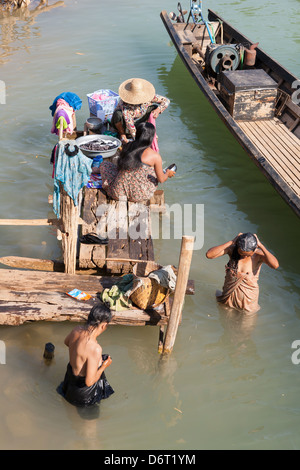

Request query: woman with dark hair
[
  {"left": 96, "top": 122, "right": 175, "bottom": 202},
  {"left": 59, "top": 303, "right": 114, "bottom": 408},
  {"left": 206, "top": 233, "right": 279, "bottom": 313}
]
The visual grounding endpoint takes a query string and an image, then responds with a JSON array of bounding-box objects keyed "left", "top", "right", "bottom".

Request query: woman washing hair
[
  {"left": 97, "top": 122, "right": 175, "bottom": 203},
  {"left": 206, "top": 233, "right": 279, "bottom": 313},
  {"left": 59, "top": 304, "right": 114, "bottom": 408}
]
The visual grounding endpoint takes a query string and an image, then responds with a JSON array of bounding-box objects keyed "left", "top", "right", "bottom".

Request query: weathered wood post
[
  {"left": 162, "top": 235, "right": 194, "bottom": 354},
  {"left": 60, "top": 186, "right": 79, "bottom": 275}
]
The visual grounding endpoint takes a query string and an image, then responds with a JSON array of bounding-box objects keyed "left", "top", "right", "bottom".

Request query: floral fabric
[{"left": 100, "top": 161, "right": 158, "bottom": 202}]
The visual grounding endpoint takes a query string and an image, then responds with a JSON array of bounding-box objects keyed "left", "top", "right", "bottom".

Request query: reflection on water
[
  {"left": 202, "top": 306, "right": 261, "bottom": 368},
  {"left": 0, "top": 0, "right": 64, "bottom": 65},
  {"left": 217, "top": 307, "right": 260, "bottom": 366}
]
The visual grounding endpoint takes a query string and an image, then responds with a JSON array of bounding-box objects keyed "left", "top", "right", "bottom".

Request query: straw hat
[{"left": 118, "top": 78, "right": 155, "bottom": 105}]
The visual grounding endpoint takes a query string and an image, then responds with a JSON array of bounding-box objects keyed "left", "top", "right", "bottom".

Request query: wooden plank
[
  {"left": 238, "top": 121, "right": 300, "bottom": 185},
  {"left": 0, "top": 262, "right": 195, "bottom": 295},
  {"left": 0, "top": 269, "right": 170, "bottom": 326},
  {"left": 0, "top": 256, "right": 66, "bottom": 272},
  {"left": 106, "top": 198, "right": 131, "bottom": 274},
  {"left": 249, "top": 121, "right": 300, "bottom": 175},
  {"left": 0, "top": 218, "right": 62, "bottom": 226},
  {"left": 176, "top": 29, "right": 195, "bottom": 44},
  {"left": 128, "top": 202, "right": 154, "bottom": 262},
  {"left": 238, "top": 120, "right": 300, "bottom": 195},
  {"left": 264, "top": 119, "right": 300, "bottom": 161},
  {"left": 0, "top": 268, "right": 112, "bottom": 294},
  {"left": 79, "top": 188, "right": 107, "bottom": 269},
  {"left": 0, "top": 296, "right": 168, "bottom": 326},
  {"left": 251, "top": 119, "right": 300, "bottom": 163}
]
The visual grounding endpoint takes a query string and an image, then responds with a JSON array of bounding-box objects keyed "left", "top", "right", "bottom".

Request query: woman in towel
[{"left": 206, "top": 232, "right": 279, "bottom": 313}]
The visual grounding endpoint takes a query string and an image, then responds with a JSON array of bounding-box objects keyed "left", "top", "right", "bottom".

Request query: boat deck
[{"left": 237, "top": 118, "right": 300, "bottom": 197}]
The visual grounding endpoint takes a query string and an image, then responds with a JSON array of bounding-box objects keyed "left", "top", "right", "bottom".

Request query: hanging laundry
[
  {"left": 49, "top": 92, "right": 82, "bottom": 116},
  {"left": 50, "top": 143, "right": 59, "bottom": 179},
  {"left": 53, "top": 141, "right": 93, "bottom": 218},
  {"left": 56, "top": 116, "right": 68, "bottom": 132},
  {"left": 51, "top": 99, "right": 75, "bottom": 135}
]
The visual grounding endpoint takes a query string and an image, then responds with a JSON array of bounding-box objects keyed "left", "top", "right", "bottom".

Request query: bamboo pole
[{"left": 162, "top": 236, "right": 194, "bottom": 354}]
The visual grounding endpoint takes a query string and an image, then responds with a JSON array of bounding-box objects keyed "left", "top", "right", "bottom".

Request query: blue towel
[
  {"left": 53, "top": 141, "right": 92, "bottom": 218},
  {"left": 49, "top": 92, "right": 82, "bottom": 116}
]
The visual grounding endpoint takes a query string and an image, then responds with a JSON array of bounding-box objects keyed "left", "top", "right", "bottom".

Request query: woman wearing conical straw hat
[{"left": 111, "top": 78, "right": 170, "bottom": 144}]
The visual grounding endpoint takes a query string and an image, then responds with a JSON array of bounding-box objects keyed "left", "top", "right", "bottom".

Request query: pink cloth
[
  {"left": 51, "top": 99, "right": 75, "bottom": 135},
  {"left": 148, "top": 112, "right": 159, "bottom": 152}
]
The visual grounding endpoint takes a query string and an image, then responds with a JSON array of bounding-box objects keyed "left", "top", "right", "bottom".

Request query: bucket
[{"left": 130, "top": 276, "right": 169, "bottom": 310}]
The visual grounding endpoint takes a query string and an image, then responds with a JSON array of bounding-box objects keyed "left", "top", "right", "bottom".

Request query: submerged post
[
  {"left": 162, "top": 236, "right": 194, "bottom": 354},
  {"left": 43, "top": 342, "right": 55, "bottom": 361}
]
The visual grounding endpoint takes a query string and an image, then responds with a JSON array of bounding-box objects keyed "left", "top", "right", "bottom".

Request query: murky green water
[{"left": 0, "top": 0, "right": 300, "bottom": 451}]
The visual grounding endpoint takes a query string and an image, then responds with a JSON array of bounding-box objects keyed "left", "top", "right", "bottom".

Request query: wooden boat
[{"left": 160, "top": 6, "right": 300, "bottom": 218}]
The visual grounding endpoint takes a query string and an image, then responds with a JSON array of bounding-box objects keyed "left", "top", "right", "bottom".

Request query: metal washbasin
[{"left": 76, "top": 134, "right": 121, "bottom": 159}]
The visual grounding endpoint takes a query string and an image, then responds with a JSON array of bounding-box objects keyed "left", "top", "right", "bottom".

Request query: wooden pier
[{"left": 0, "top": 138, "right": 195, "bottom": 353}]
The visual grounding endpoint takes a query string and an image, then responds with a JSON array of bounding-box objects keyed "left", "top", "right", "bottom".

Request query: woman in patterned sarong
[
  {"left": 206, "top": 233, "right": 279, "bottom": 313},
  {"left": 95, "top": 122, "right": 175, "bottom": 203}
]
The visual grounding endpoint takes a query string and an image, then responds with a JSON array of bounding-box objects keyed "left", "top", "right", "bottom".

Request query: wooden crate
[{"left": 219, "top": 69, "right": 278, "bottom": 121}]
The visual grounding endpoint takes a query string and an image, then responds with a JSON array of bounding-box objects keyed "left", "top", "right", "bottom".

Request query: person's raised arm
[
  {"left": 254, "top": 235, "right": 279, "bottom": 270},
  {"left": 206, "top": 233, "right": 242, "bottom": 259}
]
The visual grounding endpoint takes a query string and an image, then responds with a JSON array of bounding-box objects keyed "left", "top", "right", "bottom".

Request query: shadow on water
[{"left": 158, "top": 55, "right": 300, "bottom": 276}]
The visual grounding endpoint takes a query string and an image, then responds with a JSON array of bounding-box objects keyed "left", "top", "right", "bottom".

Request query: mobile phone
[{"left": 163, "top": 163, "right": 177, "bottom": 173}]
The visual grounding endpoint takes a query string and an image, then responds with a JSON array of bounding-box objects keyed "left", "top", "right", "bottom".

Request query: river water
[{"left": 0, "top": 0, "right": 300, "bottom": 451}]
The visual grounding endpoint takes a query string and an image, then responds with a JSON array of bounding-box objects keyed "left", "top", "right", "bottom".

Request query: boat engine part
[{"left": 206, "top": 43, "right": 240, "bottom": 74}]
